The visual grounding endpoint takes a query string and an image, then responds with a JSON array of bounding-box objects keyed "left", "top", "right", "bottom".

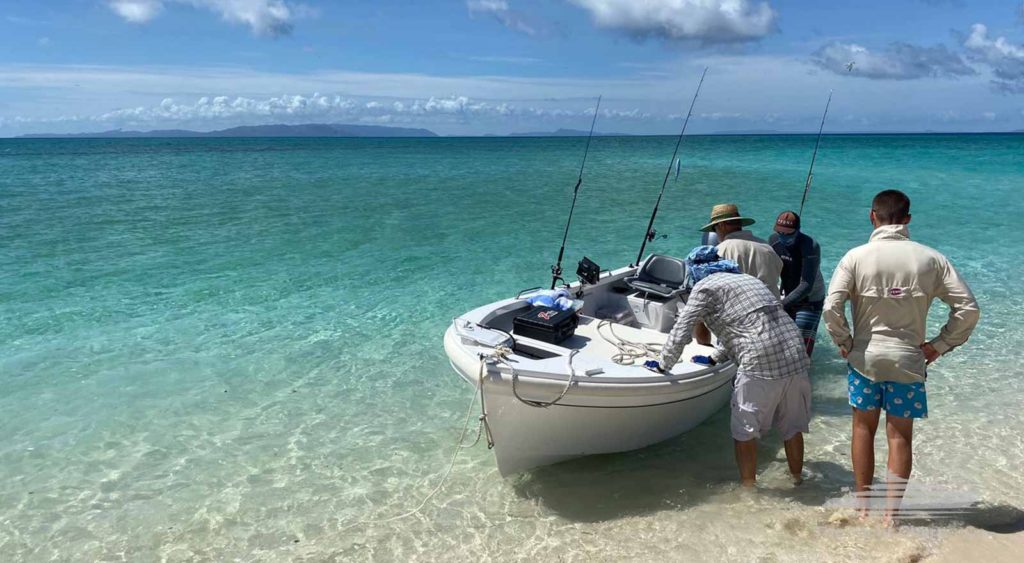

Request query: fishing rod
[
  {"left": 633, "top": 67, "right": 708, "bottom": 267},
  {"left": 550, "top": 95, "right": 602, "bottom": 289},
  {"left": 798, "top": 90, "right": 832, "bottom": 216}
]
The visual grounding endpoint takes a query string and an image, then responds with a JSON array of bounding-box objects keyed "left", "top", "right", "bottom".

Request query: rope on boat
[
  {"left": 595, "top": 319, "right": 664, "bottom": 365},
  {"left": 497, "top": 345, "right": 580, "bottom": 408},
  {"left": 476, "top": 351, "right": 496, "bottom": 449}
]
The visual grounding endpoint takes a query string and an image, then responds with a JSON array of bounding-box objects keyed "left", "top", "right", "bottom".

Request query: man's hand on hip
[{"left": 921, "top": 343, "right": 940, "bottom": 364}]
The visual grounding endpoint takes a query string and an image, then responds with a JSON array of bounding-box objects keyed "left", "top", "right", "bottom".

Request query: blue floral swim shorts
[{"left": 847, "top": 365, "right": 928, "bottom": 419}]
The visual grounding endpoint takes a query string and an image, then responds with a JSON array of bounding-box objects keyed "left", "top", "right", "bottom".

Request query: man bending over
[{"left": 646, "top": 246, "right": 811, "bottom": 486}]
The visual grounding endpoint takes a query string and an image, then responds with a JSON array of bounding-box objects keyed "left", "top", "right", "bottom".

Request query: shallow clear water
[{"left": 1, "top": 134, "right": 1022, "bottom": 561}]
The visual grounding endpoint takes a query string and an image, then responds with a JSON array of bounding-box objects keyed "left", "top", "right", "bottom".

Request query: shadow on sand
[
  {"left": 508, "top": 409, "right": 736, "bottom": 522},
  {"left": 509, "top": 408, "right": 856, "bottom": 523},
  {"left": 507, "top": 367, "right": 1020, "bottom": 530},
  {"left": 961, "top": 504, "right": 1024, "bottom": 533}
]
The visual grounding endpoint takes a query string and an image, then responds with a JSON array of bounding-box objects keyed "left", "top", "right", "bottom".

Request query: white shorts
[{"left": 730, "top": 372, "right": 811, "bottom": 441}]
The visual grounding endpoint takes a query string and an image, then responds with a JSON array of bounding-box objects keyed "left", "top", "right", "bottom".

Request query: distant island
[
  {"left": 507, "top": 128, "right": 632, "bottom": 137},
  {"left": 18, "top": 123, "right": 439, "bottom": 139},
  {"left": 15, "top": 125, "right": 1023, "bottom": 139}
]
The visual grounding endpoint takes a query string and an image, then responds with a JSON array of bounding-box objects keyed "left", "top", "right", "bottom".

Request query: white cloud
[
  {"left": 567, "top": 0, "right": 777, "bottom": 43},
  {"left": 2, "top": 59, "right": 1022, "bottom": 135},
  {"left": 963, "top": 23, "right": 1024, "bottom": 93},
  {"left": 466, "top": 0, "right": 537, "bottom": 36},
  {"left": 4, "top": 92, "right": 660, "bottom": 132},
  {"left": 964, "top": 24, "right": 1024, "bottom": 59},
  {"left": 699, "top": 111, "right": 743, "bottom": 120},
  {"left": 6, "top": 15, "right": 47, "bottom": 25},
  {"left": 812, "top": 41, "right": 975, "bottom": 80},
  {"left": 468, "top": 55, "right": 543, "bottom": 64},
  {"left": 106, "top": 0, "right": 305, "bottom": 35},
  {"left": 108, "top": 0, "right": 163, "bottom": 23}
]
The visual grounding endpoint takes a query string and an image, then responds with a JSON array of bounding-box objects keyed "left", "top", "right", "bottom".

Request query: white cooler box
[{"left": 626, "top": 291, "right": 681, "bottom": 333}]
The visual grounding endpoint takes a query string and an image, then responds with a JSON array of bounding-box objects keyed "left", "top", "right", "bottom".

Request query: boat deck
[{"left": 508, "top": 314, "right": 721, "bottom": 380}]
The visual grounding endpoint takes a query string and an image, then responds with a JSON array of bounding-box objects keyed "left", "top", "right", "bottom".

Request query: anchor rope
[{"left": 337, "top": 354, "right": 492, "bottom": 531}]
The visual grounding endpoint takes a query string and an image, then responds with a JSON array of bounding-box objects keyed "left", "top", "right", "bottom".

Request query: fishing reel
[
  {"left": 645, "top": 229, "right": 669, "bottom": 242},
  {"left": 550, "top": 264, "right": 565, "bottom": 287}
]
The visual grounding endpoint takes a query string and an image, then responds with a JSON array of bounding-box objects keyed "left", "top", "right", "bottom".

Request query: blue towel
[{"left": 525, "top": 289, "right": 575, "bottom": 311}]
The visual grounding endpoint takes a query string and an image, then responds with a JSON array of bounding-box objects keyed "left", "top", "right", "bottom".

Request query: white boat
[
  {"left": 444, "top": 72, "right": 732, "bottom": 475},
  {"left": 443, "top": 256, "right": 737, "bottom": 476}
]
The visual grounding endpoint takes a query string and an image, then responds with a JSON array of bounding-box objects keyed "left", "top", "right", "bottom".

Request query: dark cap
[{"left": 775, "top": 211, "right": 800, "bottom": 234}]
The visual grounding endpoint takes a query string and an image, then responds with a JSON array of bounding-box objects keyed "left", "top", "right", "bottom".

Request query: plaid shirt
[{"left": 661, "top": 272, "right": 809, "bottom": 379}]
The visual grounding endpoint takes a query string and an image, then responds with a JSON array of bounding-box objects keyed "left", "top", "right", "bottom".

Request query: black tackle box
[{"left": 513, "top": 306, "right": 579, "bottom": 344}]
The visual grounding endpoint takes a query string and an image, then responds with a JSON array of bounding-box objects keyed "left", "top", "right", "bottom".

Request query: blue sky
[{"left": 2, "top": 1, "right": 1023, "bottom": 136}]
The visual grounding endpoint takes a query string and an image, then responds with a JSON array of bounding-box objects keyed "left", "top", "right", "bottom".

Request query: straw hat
[{"left": 699, "top": 203, "right": 756, "bottom": 232}]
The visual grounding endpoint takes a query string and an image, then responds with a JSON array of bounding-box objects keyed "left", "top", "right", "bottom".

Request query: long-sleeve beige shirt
[
  {"left": 823, "top": 224, "right": 980, "bottom": 383},
  {"left": 716, "top": 230, "right": 783, "bottom": 298}
]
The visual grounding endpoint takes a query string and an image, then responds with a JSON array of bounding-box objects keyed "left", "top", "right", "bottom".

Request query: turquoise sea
[{"left": 1, "top": 134, "right": 1022, "bottom": 561}]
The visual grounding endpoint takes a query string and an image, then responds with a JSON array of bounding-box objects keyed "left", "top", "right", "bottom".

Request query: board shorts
[
  {"left": 785, "top": 300, "right": 823, "bottom": 357},
  {"left": 731, "top": 371, "right": 812, "bottom": 441},
  {"left": 847, "top": 365, "right": 927, "bottom": 419}
]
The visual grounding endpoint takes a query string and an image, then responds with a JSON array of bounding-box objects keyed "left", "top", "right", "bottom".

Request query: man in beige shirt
[
  {"left": 700, "top": 203, "right": 783, "bottom": 297},
  {"left": 824, "top": 189, "right": 979, "bottom": 523}
]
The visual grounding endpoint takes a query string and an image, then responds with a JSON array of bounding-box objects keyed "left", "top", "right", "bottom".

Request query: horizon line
[{"left": 6, "top": 130, "right": 1023, "bottom": 140}]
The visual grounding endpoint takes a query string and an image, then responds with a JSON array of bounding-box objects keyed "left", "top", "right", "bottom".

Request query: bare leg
[
  {"left": 883, "top": 415, "right": 914, "bottom": 526},
  {"left": 694, "top": 322, "right": 712, "bottom": 346},
  {"left": 734, "top": 439, "right": 758, "bottom": 487},
  {"left": 852, "top": 407, "right": 881, "bottom": 516},
  {"left": 783, "top": 432, "right": 804, "bottom": 484}
]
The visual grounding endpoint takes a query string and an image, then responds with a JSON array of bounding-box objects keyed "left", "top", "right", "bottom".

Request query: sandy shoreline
[{"left": 928, "top": 528, "right": 1024, "bottom": 563}]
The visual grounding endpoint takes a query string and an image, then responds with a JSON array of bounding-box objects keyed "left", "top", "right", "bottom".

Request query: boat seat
[{"left": 625, "top": 254, "right": 687, "bottom": 299}]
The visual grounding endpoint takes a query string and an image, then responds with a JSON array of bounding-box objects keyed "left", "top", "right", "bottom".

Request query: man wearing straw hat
[{"left": 700, "top": 204, "right": 782, "bottom": 298}]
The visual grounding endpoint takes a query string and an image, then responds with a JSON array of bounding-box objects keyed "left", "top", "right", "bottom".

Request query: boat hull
[
  {"left": 482, "top": 370, "right": 733, "bottom": 475},
  {"left": 444, "top": 326, "right": 736, "bottom": 475}
]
